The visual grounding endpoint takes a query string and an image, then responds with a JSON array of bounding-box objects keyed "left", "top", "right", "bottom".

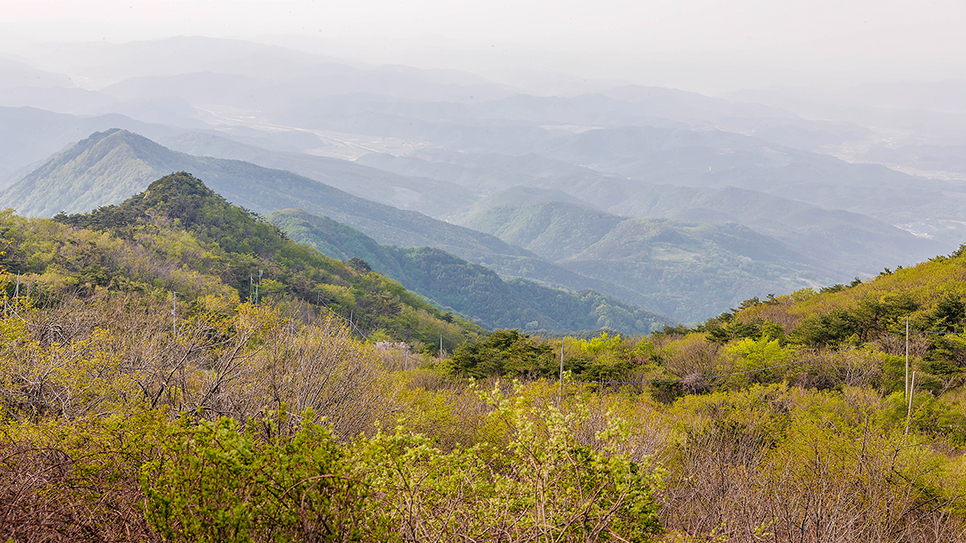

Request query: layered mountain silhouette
[
  {"left": 361, "top": 149, "right": 945, "bottom": 277},
  {"left": 268, "top": 208, "right": 673, "bottom": 333},
  {"left": 0, "top": 129, "right": 655, "bottom": 316},
  {"left": 0, "top": 130, "right": 826, "bottom": 322}
]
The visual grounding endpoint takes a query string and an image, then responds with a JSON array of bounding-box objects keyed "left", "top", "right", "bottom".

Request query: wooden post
[
  {"left": 558, "top": 339, "right": 565, "bottom": 407},
  {"left": 905, "top": 371, "right": 916, "bottom": 435},
  {"left": 171, "top": 292, "right": 177, "bottom": 337},
  {"left": 905, "top": 317, "right": 910, "bottom": 398}
]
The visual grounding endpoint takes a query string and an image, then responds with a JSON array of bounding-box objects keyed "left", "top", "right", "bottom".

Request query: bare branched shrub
[
  {"left": 791, "top": 347, "right": 882, "bottom": 390},
  {"left": 241, "top": 312, "right": 394, "bottom": 439},
  {"left": 0, "top": 416, "right": 162, "bottom": 542},
  {"left": 0, "top": 293, "right": 395, "bottom": 444},
  {"left": 660, "top": 335, "right": 724, "bottom": 388},
  {"left": 879, "top": 334, "right": 931, "bottom": 358},
  {"left": 755, "top": 298, "right": 803, "bottom": 330},
  {"left": 659, "top": 386, "right": 966, "bottom": 542}
]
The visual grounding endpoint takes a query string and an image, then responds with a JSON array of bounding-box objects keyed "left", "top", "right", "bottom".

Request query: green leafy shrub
[
  {"left": 354, "top": 382, "right": 664, "bottom": 542},
  {"left": 141, "top": 414, "right": 371, "bottom": 542},
  {"left": 451, "top": 329, "right": 557, "bottom": 378}
]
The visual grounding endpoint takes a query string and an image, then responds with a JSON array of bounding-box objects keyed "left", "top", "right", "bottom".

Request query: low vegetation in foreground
[
  {"left": 4, "top": 177, "right": 966, "bottom": 540},
  {"left": 3, "top": 266, "right": 966, "bottom": 541}
]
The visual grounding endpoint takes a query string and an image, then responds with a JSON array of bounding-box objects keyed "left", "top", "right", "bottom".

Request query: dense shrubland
[
  {"left": 5, "top": 176, "right": 966, "bottom": 540},
  {"left": 1, "top": 173, "right": 482, "bottom": 355},
  {"left": 3, "top": 273, "right": 966, "bottom": 541},
  {"left": 0, "top": 293, "right": 664, "bottom": 541}
]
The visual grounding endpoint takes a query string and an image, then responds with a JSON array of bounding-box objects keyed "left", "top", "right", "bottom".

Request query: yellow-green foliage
[
  {"left": 0, "top": 292, "right": 394, "bottom": 438},
  {"left": 2, "top": 198, "right": 483, "bottom": 348},
  {"left": 315, "top": 282, "right": 356, "bottom": 307},
  {"left": 660, "top": 384, "right": 966, "bottom": 540},
  {"left": 0, "top": 409, "right": 169, "bottom": 540},
  {"left": 722, "top": 334, "right": 798, "bottom": 386},
  {"left": 7, "top": 206, "right": 966, "bottom": 541},
  {"left": 577, "top": 331, "right": 624, "bottom": 354},
  {"left": 780, "top": 253, "right": 966, "bottom": 326},
  {"left": 5, "top": 376, "right": 965, "bottom": 542},
  {"left": 352, "top": 382, "right": 664, "bottom": 542},
  {"left": 142, "top": 414, "right": 370, "bottom": 543}
]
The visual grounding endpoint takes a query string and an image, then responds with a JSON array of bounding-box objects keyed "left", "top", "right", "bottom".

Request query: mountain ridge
[
  {"left": 268, "top": 207, "right": 674, "bottom": 333},
  {"left": 0, "top": 128, "right": 653, "bottom": 315}
]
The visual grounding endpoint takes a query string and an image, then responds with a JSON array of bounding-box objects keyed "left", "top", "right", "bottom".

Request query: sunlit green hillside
[
  {"left": 2, "top": 171, "right": 481, "bottom": 352},
  {"left": 269, "top": 207, "right": 674, "bottom": 334}
]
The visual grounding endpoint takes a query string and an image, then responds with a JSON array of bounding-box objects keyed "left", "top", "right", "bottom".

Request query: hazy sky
[{"left": 3, "top": 0, "right": 965, "bottom": 93}]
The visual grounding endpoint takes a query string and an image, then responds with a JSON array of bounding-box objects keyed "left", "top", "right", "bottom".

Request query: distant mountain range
[
  {"left": 160, "top": 130, "right": 477, "bottom": 218},
  {"left": 461, "top": 201, "right": 824, "bottom": 319},
  {"left": 153, "top": 124, "right": 943, "bottom": 282},
  {"left": 275, "top": 91, "right": 964, "bottom": 247},
  {"left": 268, "top": 208, "right": 673, "bottom": 333},
  {"left": 0, "top": 106, "right": 178, "bottom": 188},
  {"left": 1, "top": 36, "right": 961, "bottom": 325},
  {"left": 0, "top": 128, "right": 847, "bottom": 322},
  {"left": 0, "top": 129, "right": 674, "bottom": 325},
  {"left": 361, "top": 149, "right": 943, "bottom": 278}
]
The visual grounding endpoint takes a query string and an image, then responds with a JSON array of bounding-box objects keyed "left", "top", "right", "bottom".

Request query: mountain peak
[
  {"left": 77, "top": 127, "right": 151, "bottom": 148},
  {"left": 0, "top": 127, "right": 188, "bottom": 217},
  {"left": 56, "top": 171, "right": 287, "bottom": 258},
  {"left": 139, "top": 171, "right": 218, "bottom": 217}
]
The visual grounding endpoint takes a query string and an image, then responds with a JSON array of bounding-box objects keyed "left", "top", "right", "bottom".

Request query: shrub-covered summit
[
  {"left": 2, "top": 172, "right": 483, "bottom": 350},
  {"left": 56, "top": 171, "right": 287, "bottom": 257}
]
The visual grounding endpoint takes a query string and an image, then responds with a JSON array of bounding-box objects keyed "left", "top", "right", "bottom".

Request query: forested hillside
[
  {"left": 0, "top": 128, "right": 651, "bottom": 317},
  {"left": 463, "top": 201, "right": 824, "bottom": 320},
  {"left": 2, "top": 171, "right": 481, "bottom": 352},
  {"left": 268, "top": 207, "right": 673, "bottom": 334},
  {"left": 5, "top": 185, "right": 966, "bottom": 540}
]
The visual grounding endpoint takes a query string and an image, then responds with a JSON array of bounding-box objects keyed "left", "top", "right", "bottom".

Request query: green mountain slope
[
  {"left": 2, "top": 172, "right": 482, "bottom": 350},
  {"left": 362, "top": 150, "right": 944, "bottom": 276},
  {"left": 658, "top": 244, "right": 966, "bottom": 402},
  {"left": 268, "top": 208, "right": 674, "bottom": 334},
  {"left": 463, "top": 201, "right": 830, "bottom": 321},
  {"left": 0, "top": 128, "right": 655, "bottom": 313}
]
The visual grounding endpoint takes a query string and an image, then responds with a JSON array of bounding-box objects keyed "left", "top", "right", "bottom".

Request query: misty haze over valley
[
  {"left": 1, "top": 1, "right": 965, "bottom": 325},
  {"left": 11, "top": 5, "right": 966, "bottom": 542}
]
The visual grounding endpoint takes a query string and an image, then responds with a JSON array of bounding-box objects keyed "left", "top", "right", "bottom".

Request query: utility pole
[
  {"left": 905, "top": 371, "right": 917, "bottom": 435},
  {"left": 905, "top": 317, "right": 910, "bottom": 399},
  {"left": 558, "top": 339, "right": 565, "bottom": 407}
]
